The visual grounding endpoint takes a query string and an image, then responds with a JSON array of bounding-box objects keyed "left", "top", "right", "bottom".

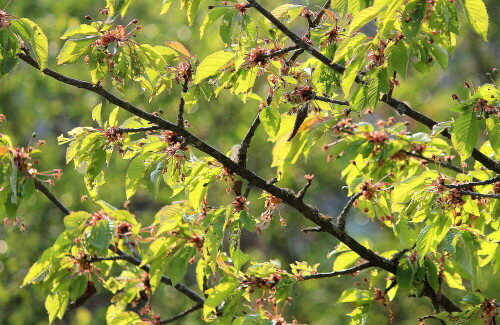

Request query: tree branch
[
  {"left": 116, "top": 125, "right": 161, "bottom": 133},
  {"left": 236, "top": 89, "right": 274, "bottom": 167},
  {"left": 34, "top": 179, "right": 71, "bottom": 215},
  {"left": 445, "top": 175, "right": 500, "bottom": 189},
  {"left": 160, "top": 303, "right": 204, "bottom": 324},
  {"left": 19, "top": 51, "right": 395, "bottom": 278},
  {"left": 177, "top": 78, "right": 189, "bottom": 128},
  {"left": 382, "top": 95, "right": 500, "bottom": 174},
  {"left": 403, "top": 150, "right": 465, "bottom": 174},
  {"left": 301, "top": 262, "right": 373, "bottom": 280},
  {"left": 32, "top": 178, "right": 205, "bottom": 305},
  {"left": 314, "top": 95, "right": 350, "bottom": 106},
  {"left": 337, "top": 192, "right": 362, "bottom": 231},
  {"left": 245, "top": 1, "right": 500, "bottom": 174},
  {"left": 457, "top": 190, "right": 500, "bottom": 199}
]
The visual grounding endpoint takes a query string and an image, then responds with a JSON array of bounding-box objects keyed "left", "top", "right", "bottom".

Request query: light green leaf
[
  {"left": 260, "top": 107, "right": 281, "bottom": 138},
  {"left": 57, "top": 38, "right": 95, "bottom": 65},
  {"left": 92, "top": 103, "right": 102, "bottom": 126},
  {"left": 219, "top": 10, "right": 236, "bottom": 44},
  {"left": 461, "top": 0, "right": 489, "bottom": 41},
  {"left": 64, "top": 211, "right": 90, "bottom": 231},
  {"left": 160, "top": 0, "right": 175, "bottom": 14},
  {"left": 187, "top": 0, "right": 201, "bottom": 25},
  {"left": 451, "top": 109, "right": 478, "bottom": 160},
  {"left": 165, "top": 246, "right": 196, "bottom": 285},
  {"left": 486, "top": 119, "right": 500, "bottom": 157},
  {"left": 396, "top": 259, "right": 414, "bottom": 292},
  {"left": 200, "top": 7, "right": 228, "bottom": 39},
  {"left": 194, "top": 50, "right": 234, "bottom": 84},
  {"left": 15, "top": 19, "right": 49, "bottom": 71},
  {"left": 60, "top": 24, "right": 99, "bottom": 40},
  {"left": 45, "top": 292, "right": 69, "bottom": 324},
  {"left": 203, "top": 280, "right": 240, "bottom": 318}
]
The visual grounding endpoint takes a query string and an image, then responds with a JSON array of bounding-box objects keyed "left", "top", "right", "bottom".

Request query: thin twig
[
  {"left": 33, "top": 178, "right": 205, "bottom": 305},
  {"left": 301, "top": 262, "right": 373, "bottom": 280},
  {"left": 445, "top": 175, "right": 500, "bottom": 189},
  {"left": 245, "top": 1, "right": 500, "bottom": 174},
  {"left": 301, "top": 226, "right": 323, "bottom": 233},
  {"left": 458, "top": 190, "right": 500, "bottom": 199},
  {"left": 262, "top": 45, "right": 301, "bottom": 59},
  {"left": 116, "top": 125, "right": 161, "bottom": 133},
  {"left": 403, "top": 150, "right": 464, "bottom": 174},
  {"left": 123, "top": 234, "right": 141, "bottom": 260},
  {"left": 236, "top": 89, "right": 275, "bottom": 167},
  {"left": 337, "top": 192, "right": 362, "bottom": 231},
  {"left": 314, "top": 95, "right": 350, "bottom": 106},
  {"left": 311, "top": 0, "right": 331, "bottom": 28},
  {"left": 296, "top": 175, "right": 314, "bottom": 200},
  {"left": 177, "top": 78, "right": 189, "bottom": 128},
  {"left": 160, "top": 303, "right": 204, "bottom": 324}
]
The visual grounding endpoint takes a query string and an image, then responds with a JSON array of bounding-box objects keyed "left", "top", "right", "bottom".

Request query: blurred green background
[{"left": 0, "top": 0, "right": 498, "bottom": 324}]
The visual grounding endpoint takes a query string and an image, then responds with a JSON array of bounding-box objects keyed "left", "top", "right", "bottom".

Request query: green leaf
[
  {"left": 260, "top": 106, "right": 281, "bottom": 138},
  {"left": 60, "top": 24, "right": 99, "bottom": 40},
  {"left": 200, "top": 7, "right": 228, "bottom": 39},
  {"left": 89, "top": 219, "right": 115, "bottom": 250},
  {"left": 69, "top": 277, "right": 88, "bottom": 301},
  {"left": 64, "top": 211, "right": 90, "bottom": 231},
  {"left": 165, "top": 246, "right": 196, "bottom": 285},
  {"left": 451, "top": 109, "right": 478, "bottom": 160},
  {"left": 396, "top": 258, "right": 414, "bottom": 292},
  {"left": 45, "top": 292, "right": 69, "bottom": 324},
  {"left": 341, "top": 55, "right": 365, "bottom": 96},
  {"left": 348, "top": 5, "right": 382, "bottom": 35},
  {"left": 194, "top": 50, "right": 234, "bottom": 84},
  {"left": 203, "top": 280, "right": 240, "bottom": 318},
  {"left": 57, "top": 39, "right": 95, "bottom": 65},
  {"left": 186, "top": 0, "right": 201, "bottom": 25},
  {"left": 401, "top": 0, "right": 426, "bottom": 38},
  {"left": 430, "top": 44, "right": 448, "bottom": 70},
  {"left": 234, "top": 67, "right": 258, "bottom": 94},
  {"left": 92, "top": 103, "right": 103, "bottom": 126},
  {"left": 14, "top": 19, "right": 49, "bottom": 70},
  {"left": 454, "top": 232, "right": 479, "bottom": 281},
  {"left": 219, "top": 10, "right": 237, "bottom": 44},
  {"left": 160, "top": 0, "right": 175, "bottom": 14},
  {"left": 461, "top": 0, "right": 489, "bottom": 41},
  {"left": 486, "top": 118, "right": 500, "bottom": 157},
  {"left": 391, "top": 170, "right": 438, "bottom": 213},
  {"left": 416, "top": 216, "right": 452, "bottom": 261},
  {"left": 388, "top": 41, "right": 409, "bottom": 79}
]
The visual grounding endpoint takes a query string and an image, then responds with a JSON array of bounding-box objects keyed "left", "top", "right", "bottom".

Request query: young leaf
[
  {"left": 194, "top": 50, "right": 234, "bottom": 84},
  {"left": 260, "top": 106, "right": 281, "bottom": 138},
  {"left": 460, "top": 0, "right": 489, "bottom": 41},
  {"left": 451, "top": 109, "right": 478, "bottom": 161},
  {"left": 165, "top": 41, "right": 193, "bottom": 58},
  {"left": 199, "top": 7, "right": 228, "bottom": 39},
  {"left": 160, "top": 0, "right": 175, "bottom": 14}
]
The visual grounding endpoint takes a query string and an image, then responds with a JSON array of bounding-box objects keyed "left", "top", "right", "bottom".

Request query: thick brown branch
[
  {"left": 19, "top": 52, "right": 395, "bottom": 276},
  {"left": 301, "top": 262, "right": 373, "bottom": 280}
]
